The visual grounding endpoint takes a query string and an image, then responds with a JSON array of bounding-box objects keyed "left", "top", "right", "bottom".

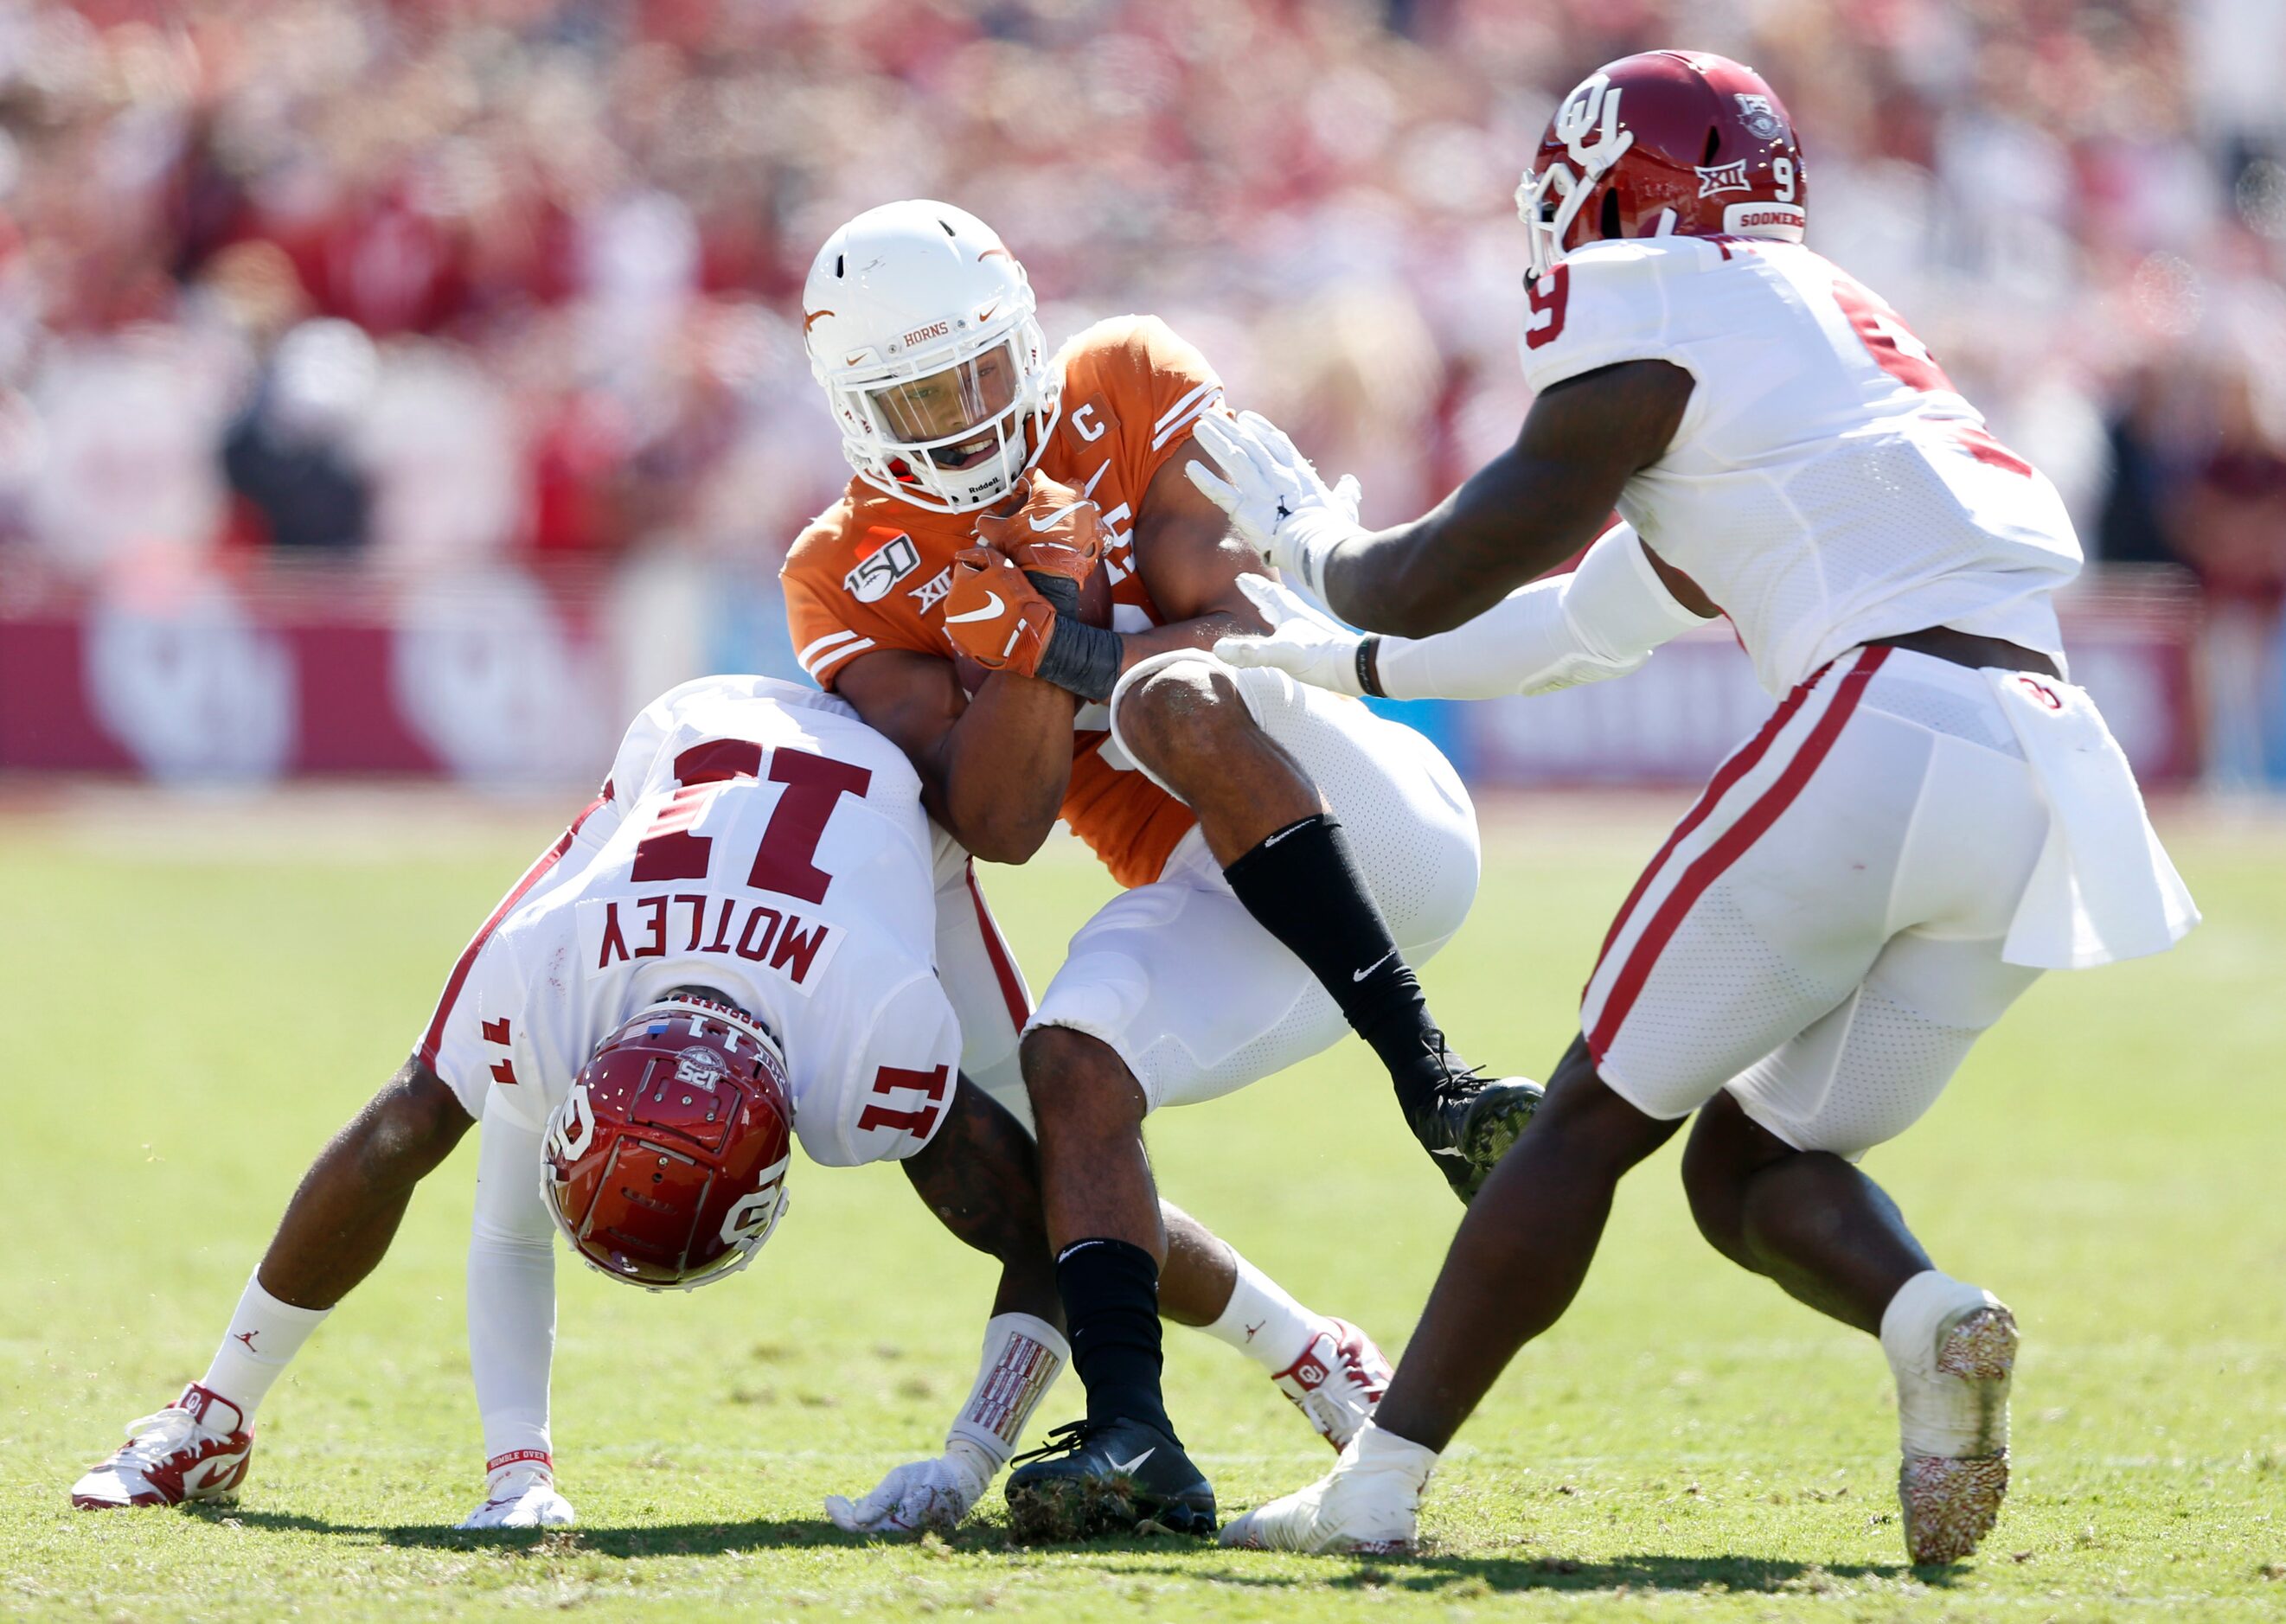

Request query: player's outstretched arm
[
  {"left": 1214, "top": 521, "right": 1714, "bottom": 701},
  {"left": 458, "top": 1109, "right": 574, "bottom": 1530},
  {"left": 1192, "top": 362, "right": 1698, "bottom": 638},
  {"left": 828, "top": 1079, "right": 1071, "bottom": 1537},
  {"left": 836, "top": 649, "right": 1078, "bottom": 866}
]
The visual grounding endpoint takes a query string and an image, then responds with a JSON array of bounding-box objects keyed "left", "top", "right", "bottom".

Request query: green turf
[{"left": 3, "top": 801, "right": 2281, "bottom": 1620}]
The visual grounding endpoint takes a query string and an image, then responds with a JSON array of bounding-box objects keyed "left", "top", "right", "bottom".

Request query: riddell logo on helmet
[{"left": 901, "top": 321, "right": 950, "bottom": 348}]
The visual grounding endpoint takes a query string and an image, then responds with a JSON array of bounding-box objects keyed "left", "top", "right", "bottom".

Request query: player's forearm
[
  {"left": 931, "top": 677, "right": 1078, "bottom": 864},
  {"left": 467, "top": 1116, "right": 560, "bottom": 1467},
  {"left": 1320, "top": 456, "right": 1602, "bottom": 639},
  {"left": 906, "top": 1082, "right": 1064, "bottom": 1329},
  {"left": 1114, "top": 611, "right": 1248, "bottom": 675},
  {"left": 1367, "top": 526, "right": 1713, "bottom": 700}
]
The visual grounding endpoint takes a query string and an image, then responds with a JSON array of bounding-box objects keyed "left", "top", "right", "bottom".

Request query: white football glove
[
  {"left": 1188, "top": 411, "right": 1366, "bottom": 597},
  {"left": 824, "top": 1436, "right": 996, "bottom": 1537},
  {"left": 1213, "top": 574, "right": 1367, "bottom": 697},
  {"left": 458, "top": 1462, "right": 577, "bottom": 1530}
]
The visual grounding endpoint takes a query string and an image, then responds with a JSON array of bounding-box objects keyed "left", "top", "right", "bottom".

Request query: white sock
[
  {"left": 1879, "top": 1269, "right": 2003, "bottom": 1456},
  {"left": 198, "top": 1272, "right": 331, "bottom": 1421},
  {"left": 1198, "top": 1251, "right": 1321, "bottom": 1372},
  {"left": 1351, "top": 1419, "right": 1440, "bottom": 1486}
]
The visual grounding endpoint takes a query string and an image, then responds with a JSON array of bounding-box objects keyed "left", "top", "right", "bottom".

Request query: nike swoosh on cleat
[
  {"left": 180, "top": 1448, "right": 248, "bottom": 1493},
  {"left": 945, "top": 593, "right": 1005, "bottom": 624},
  {"left": 1351, "top": 949, "right": 1398, "bottom": 981},
  {"left": 1107, "top": 1448, "right": 1156, "bottom": 1474}
]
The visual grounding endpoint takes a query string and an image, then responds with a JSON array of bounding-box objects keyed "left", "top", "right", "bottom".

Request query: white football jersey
[
  {"left": 419, "top": 675, "right": 961, "bottom": 1167},
  {"left": 1518, "top": 236, "right": 2081, "bottom": 696}
]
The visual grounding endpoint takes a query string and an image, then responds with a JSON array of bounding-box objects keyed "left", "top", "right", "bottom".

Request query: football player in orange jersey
[{"left": 780, "top": 201, "right": 1540, "bottom": 1539}]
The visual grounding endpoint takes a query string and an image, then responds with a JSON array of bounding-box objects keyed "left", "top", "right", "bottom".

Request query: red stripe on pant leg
[
  {"left": 1584, "top": 658, "right": 1839, "bottom": 1000},
  {"left": 964, "top": 860, "right": 1032, "bottom": 1029},
  {"left": 417, "top": 788, "right": 610, "bottom": 1070},
  {"left": 1586, "top": 647, "right": 1891, "bottom": 1062}
]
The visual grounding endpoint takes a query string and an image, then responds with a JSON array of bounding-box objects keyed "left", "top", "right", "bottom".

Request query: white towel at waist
[{"left": 1985, "top": 668, "right": 2200, "bottom": 970}]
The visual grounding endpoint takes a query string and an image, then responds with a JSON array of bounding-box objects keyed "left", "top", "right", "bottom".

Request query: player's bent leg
[
  {"left": 1009, "top": 1024, "right": 1214, "bottom": 1540},
  {"left": 1697, "top": 927, "right": 2041, "bottom": 1563},
  {"left": 1159, "top": 1205, "right": 1392, "bottom": 1450},
  {"left": 72, "top": 1059, "right": 473, "bottom": 1511},
  {"left": 1112, "top": 655, "right": 1538, "bottom": 1202},
  {"left": 1681, "top": 1092, "right": 1931, "bottom": 1334}
]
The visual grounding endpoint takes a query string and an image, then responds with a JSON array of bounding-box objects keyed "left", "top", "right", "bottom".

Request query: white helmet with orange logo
[{"left": 802, "top": 201, "right": 1060, "bottom": 514}]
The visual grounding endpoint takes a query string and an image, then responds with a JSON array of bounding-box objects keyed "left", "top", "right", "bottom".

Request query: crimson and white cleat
[
  {"left": 1220, "top": 1422, "right": 1434, "bottom": 1555},
  {"left": 71, "top": 1384, "right": 253, "bottom": 1510},
  {"left": 1881, "top": 1272, "right": 2018, "bottom": 1564},
  {"left": 1271, "top": 1319, "right": 1393, "bottom": 1451}
]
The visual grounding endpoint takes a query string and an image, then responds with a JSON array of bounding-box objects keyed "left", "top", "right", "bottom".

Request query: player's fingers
[
  {"left": 1212, "top": 633, "right": 1276, "bottom": 668},
  {"left": 1183, "top": 457, "right": 1241, "bottom": 515},
  {"left": 1236, "top": 410, "right": 1303, "bottom": 476},
  {"left": 1330, "top": 474, "right": 1362, "bottom": 517},
  {"left": 823, "top": 1493, "right": 867, "bottom": 1532},
  {"left": 1233, "top": 572, "right": 1293, "bottom": 627}
]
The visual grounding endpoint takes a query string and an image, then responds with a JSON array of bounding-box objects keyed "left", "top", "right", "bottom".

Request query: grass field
[{"left": 2, "top": 791, "right": 2282, "bottom": 1621}]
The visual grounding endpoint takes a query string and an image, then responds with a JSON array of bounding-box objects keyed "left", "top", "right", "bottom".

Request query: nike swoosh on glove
[
  {"left": 942, "top": 547, "right": 1056, "bottom": 677},
  {"left": 1211, "top": 574, "right": 1367, "bottom": 697},
  {"left": 973, "top": 472, "right": 1105, "bottom": 604},
  {"left": 825, "top": 1439, "right": 995, "bottom": 1536}
]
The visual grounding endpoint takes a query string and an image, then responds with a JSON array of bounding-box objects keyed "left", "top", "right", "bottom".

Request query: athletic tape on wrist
[
  {"left": 1025, "top": 571, "right": 1080, "bottom": 617},
  {"left": 946, "top": 1313, "right": 1069, "bottom": 1469},
  {"left": 1035, "top": 615, "right": 1123, "bottom": 703},
  {"left": 1356, "top": 636, "right": 1385, "bottom": 698}
]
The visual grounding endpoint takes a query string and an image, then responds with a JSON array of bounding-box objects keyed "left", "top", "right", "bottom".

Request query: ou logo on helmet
[{"left": 1554, "top": 71, "right": 1635, "bottom": 171}]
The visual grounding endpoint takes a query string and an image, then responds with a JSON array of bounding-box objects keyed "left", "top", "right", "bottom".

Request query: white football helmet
[{"left": 802, "top": 201, "right": 1060, "bottom": 514}]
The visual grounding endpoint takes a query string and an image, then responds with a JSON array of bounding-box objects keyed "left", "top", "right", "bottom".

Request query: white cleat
[
  {"left": 1220, "top": 1422, "right": 1433, "bottom": 1555},
  {"left": 72, "top": 1384, "right": 253, "bottom": 1510},
  {"left": 458, "top": 1462, "right": 577, "bottom": 1530},
  {"left": 1882, "top": 1272, "right": 2017, "bottom": 1564},
  {"left": 1271, "top": 1319, "right": 1393, "bottom": 1451}
]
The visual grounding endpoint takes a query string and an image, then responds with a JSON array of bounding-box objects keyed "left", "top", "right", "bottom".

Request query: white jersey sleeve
[
  {"left": 1518, "top": 241, "right": 1681, "bottom": 394},
  {"left": 792, "top": 969, "right": 964, "bottom": 1168}
]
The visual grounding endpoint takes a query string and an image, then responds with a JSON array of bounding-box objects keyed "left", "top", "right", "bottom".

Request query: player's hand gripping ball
[{"left": 947, "top": 472, "right": 1112, "bottom": 690}]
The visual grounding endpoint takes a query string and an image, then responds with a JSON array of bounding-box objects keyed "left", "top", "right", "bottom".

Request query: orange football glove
[
  {"left": 942, "top": 546, "right": 1057, "bottom": 677},
  {"left": 973, "top": 472, "right": 1105, "bottom": 606}
]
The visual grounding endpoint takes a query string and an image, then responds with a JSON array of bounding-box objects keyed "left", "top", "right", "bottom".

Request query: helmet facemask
[
  {"left": 1517, "top": 69, "right": 1638, "bottom": 280},
  {"left": 820, "top": 310, "right": 1060, "bottom": 515}
]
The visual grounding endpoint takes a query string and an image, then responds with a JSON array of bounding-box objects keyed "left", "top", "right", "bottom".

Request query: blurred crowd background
[{"left": 0, "top": 0, "right": 2282, "bottom": 785}]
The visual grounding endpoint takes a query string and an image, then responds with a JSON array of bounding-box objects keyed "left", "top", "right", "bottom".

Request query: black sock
[
  {"left": 1222, "top": 812, "right": 1456, "bottom": 1118},
  {"left": 1055, "top": 1237, "right": 1176, "bottom": 1440}
]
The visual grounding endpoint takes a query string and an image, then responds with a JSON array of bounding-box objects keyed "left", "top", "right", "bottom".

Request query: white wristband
[{"left": 944, "top": 1312, "right": 1069, "bottom": 1471}]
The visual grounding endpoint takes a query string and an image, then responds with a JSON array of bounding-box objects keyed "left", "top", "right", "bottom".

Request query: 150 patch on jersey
[{"left": 844, "top": 528, "right": 920, "bottom": 604}]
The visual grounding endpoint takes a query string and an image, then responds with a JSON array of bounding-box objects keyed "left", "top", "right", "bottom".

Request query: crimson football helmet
[
  {"left": 1518, "top": 50, "right": 1806, "bottom": 278},
  {"left": 541, "top": 994, "right": 794, "bottom": 1292}
]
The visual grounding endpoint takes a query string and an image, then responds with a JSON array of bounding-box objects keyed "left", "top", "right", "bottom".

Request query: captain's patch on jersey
[{"left": 844, "top": 527, "right": 920, "bottom": 603}]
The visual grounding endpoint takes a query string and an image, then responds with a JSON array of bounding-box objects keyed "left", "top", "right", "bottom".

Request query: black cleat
[
  {"left": 1003, "top": 1418, "right": 1216, "bottom": 1543},
  {"left": 1406, "top": 1034, "right": 1542, "bottom": 1204}
]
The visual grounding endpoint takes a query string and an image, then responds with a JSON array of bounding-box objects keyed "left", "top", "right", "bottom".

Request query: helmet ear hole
[
  {"left": 1702, "top": 127, "right": 1721, "bottom": 165},
  {"left": 1600, "top": 187, "right": 1623, "bottom": 240},
  {"left": 835, "top": 253, "right": 844, "bottom": 278}
]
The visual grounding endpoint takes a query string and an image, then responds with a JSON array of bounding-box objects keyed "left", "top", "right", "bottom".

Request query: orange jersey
[{"left": 781, "top": 316, "right": 1225, "bottom": 889}]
